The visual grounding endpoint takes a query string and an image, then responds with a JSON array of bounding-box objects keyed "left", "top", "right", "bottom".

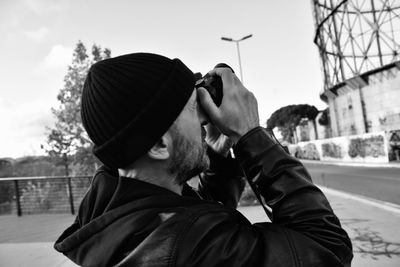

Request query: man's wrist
[
  {"left": 233, "top": 127, "right": 282, "bottom": 163},
  {"left": 230, "top": 126, "right": 261, "bottom": 145}
]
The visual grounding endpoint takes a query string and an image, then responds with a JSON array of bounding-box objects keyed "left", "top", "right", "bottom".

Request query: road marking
[{"left": 318, "top": 185, "right": 400, "bottom": 215}]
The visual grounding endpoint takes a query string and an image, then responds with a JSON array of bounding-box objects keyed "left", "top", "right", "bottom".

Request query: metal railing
[
  {"left": 0, "top": 175, "right": 91, "bottom": 216},
  {"left": 0, "top": 175, "right": 262, "bottom": 216}
]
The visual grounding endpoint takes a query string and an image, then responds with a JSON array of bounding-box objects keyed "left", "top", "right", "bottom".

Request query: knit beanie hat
[{"left": 81, "top": 53, "right": 195, "bottom": 169}]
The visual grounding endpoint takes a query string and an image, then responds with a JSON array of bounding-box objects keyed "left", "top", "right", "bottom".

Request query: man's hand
[
  {"left": 197, "top": 68, "right": 260, "bottom": 144},
  {"left": 205, "top": 124, "right": 234, "bottom": 157}
]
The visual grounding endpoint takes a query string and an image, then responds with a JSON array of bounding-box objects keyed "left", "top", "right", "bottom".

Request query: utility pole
[{"left": 221, "top": 34, "right": 253, "bottom": 83}]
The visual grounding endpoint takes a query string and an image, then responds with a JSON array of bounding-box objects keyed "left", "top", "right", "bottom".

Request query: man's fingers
[
  {"left": 208, "top": 68, "right": 234, "bottom": 92},
  {"left": 197, "top": 87, "right": 220, "bottom": 122},
  {"left": 208, "top": 67, "right": 232, "bottom": 76},
  {"left": 208, "top": 68, "right": 233, "bottom": 81},
  {"left": 208, "top": 68, "right": 242, "bottom": 95}
]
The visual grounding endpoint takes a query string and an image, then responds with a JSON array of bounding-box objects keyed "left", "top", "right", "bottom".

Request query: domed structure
[{"left": 312, "top": 0, "right": 400, "bottom": 137}]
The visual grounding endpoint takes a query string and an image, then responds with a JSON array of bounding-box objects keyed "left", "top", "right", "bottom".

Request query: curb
[
  {"left": 301, "top": 159, "right": 400, "bottom": 168},
  {"left": 318, "top": 185, "right": 400, "bottom": 215}
]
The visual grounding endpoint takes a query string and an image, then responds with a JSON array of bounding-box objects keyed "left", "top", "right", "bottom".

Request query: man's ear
[{"left": 147, "top": 135, "right": 170, "bottom": 160}]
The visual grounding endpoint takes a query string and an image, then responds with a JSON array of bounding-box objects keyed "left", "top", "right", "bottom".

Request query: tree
[
  {"left": 44, "top": 41, "right": 111, "bottom": 176},
  {"left": 0, "top": 159, "right": 14, "bottom": 205},
  {"left": 267, "top": 104, "right": 319, "bottom": 143},
  {"left": 318, "top": 108, "right": 330, "bottom": 126}
]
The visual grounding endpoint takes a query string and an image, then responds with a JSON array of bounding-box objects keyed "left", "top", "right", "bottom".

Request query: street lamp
[{"left": 221, "top": 34, "right": 253, "bottom": 83}]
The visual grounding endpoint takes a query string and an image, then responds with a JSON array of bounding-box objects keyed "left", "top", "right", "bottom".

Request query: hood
[{"left": 54, "top": 166, "right": 198, "bottom": 267}]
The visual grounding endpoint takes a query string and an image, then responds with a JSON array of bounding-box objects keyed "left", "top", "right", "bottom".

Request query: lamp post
[{"left": 221, "top": 34, "right": 252, "bottom": 83}]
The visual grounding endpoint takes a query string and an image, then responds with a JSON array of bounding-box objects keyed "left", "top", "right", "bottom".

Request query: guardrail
[{"left": 0, "top": 175, "right": 91, "bottom": 216}]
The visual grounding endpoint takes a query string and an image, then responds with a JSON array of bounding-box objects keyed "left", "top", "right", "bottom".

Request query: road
[{"left": 303, "top": 162, "right": 400, "bottom": 205}]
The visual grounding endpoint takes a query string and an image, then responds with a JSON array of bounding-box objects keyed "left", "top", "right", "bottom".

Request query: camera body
[{"left": 194, "top": 63, "right": 234, "bottom": 106}]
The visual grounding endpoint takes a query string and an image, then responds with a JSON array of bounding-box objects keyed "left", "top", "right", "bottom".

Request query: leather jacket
[{"left": 54, "top": 127, "right": 353, "bottom": 266}]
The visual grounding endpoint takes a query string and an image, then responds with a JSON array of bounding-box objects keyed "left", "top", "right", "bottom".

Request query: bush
[
  {"left": 20, "top": 181, "right": 53, "bottom": 214},
  {"left": 0, "top": 202, "right": 12, "bottom": 214}
]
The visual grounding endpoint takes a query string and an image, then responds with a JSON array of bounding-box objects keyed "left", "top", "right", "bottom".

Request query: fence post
[
  {"left": 14, "top": 180, "right": 22, "bottom": 216},
  {"left": 67, "top": 178, "right": 75, "bottom": 215}
]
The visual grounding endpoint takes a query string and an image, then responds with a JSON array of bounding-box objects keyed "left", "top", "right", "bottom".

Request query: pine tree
[
  {"left": 43, "top": 41, "right": 111, "bottom": 175},
  {"left": 267, "top": 104, "right": 319, "bottom": 143}
]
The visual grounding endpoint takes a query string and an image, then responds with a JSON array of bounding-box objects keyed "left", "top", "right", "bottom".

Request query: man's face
[{"left": 168, "top": 89, "right": 210, "bottom": 185}]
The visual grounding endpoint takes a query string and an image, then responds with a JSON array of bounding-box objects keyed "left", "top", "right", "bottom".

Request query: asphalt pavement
[{"left": 303, "top": 161, "right": 400, "bottom": 205}]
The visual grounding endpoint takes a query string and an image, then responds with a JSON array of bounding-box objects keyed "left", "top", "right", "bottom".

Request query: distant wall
[{"left": 288, "top": 131, "right": 389, "bottom": 163}]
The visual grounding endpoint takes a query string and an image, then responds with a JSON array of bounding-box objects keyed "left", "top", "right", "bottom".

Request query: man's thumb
[{"left": 197, "top": 87, "right": 220, "bottom": 121}]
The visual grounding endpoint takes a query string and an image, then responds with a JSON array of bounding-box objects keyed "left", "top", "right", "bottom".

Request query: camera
[{"left": 194, "top": 63, "right": 234, "bottom": 106}]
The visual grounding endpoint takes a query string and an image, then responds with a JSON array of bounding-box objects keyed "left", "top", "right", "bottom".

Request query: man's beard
[{"left": 167, "top": 131, "right": 209, "bottom": 186}]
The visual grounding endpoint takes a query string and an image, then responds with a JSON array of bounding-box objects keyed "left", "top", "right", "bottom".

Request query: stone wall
[{"left": 288, "top": 131, "right": 389, "bottom": 163}]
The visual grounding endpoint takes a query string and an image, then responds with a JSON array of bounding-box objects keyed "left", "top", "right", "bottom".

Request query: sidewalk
[
  {"left": 239, "top": 186, "right": 400, "bottom": 267},
  {"left": 0, "top": 214, "right": 78, "bottom": 267},
  {"left": 1, "top": 188, "right": 399, "bottom": 266},
  {"left": 301, "top": 159, "right": 400, "bottom": 168},
  {"left": 320, "top": 187, "right": 400, "bottom": 267}
]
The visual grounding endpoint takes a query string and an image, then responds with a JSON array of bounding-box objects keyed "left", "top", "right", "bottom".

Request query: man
[{"left": 54, "top": 53, "right": 353, "bottom": 266}]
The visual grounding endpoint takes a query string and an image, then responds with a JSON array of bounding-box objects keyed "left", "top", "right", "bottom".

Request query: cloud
[
  {"left": 24, "top": 26, "right": 49, "bottom": 42},
  {"left": 34, "top": 44, "right": 72, "bottom": 74},
  {"left": 25, "top": 0, "right": 70, "bottom": 14},
  {"left": 0, "top": 98, "right": 55, "bottom": 158},
  {"left": 44, "top": 44, "right": 72, "bottom": 67}
]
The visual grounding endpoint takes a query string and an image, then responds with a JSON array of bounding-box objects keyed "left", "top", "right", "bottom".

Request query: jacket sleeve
[
  {"left": 177, "top": 127, "right": 353, "bottom": 267},
  {"left": 196, "top": 147, "right": 246, "bottom": 208}
]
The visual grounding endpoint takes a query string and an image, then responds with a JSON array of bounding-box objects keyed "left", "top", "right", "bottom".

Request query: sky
[{"left": 0, "top": 0, "right": 327, "bottom": 158}]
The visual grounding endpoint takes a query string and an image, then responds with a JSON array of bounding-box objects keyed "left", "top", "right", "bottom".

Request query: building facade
[{"left": 325, "top": 63, "right": 400, "bottom": 137}]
